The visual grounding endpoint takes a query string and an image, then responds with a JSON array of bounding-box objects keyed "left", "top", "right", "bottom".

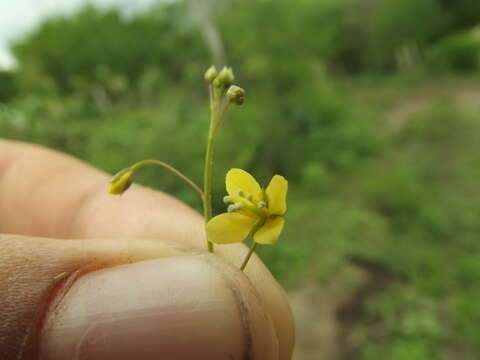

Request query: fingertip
[{"left": 39, "top": 255, "right": 279, "bottom": 360}]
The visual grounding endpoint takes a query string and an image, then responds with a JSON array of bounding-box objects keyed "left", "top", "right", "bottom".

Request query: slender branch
[
  {"left": 204, "top": 131, "right": 216, "bottom": 253},
  {"left": 240, "top": 241, "right": 257, "bottom": 271},
  {"left": 240, "top": 219, "right": 264, "bottom": 270},
  {"left": 204, "top": 86, "right": 233, "bottom": 253},
  {"left": 213, "top": 101, "right": 231, "bottom": 133},
  {"left": 204, "top": 85, "right": 221, "bottom": 253},
  {"left": 130, "top": 159, "right": 204, "bottom": 200}
]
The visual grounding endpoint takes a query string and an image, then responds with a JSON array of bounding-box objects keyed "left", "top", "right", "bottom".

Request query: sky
[{"left": 0, "top": 0, "right": 157, "bottom": 69}]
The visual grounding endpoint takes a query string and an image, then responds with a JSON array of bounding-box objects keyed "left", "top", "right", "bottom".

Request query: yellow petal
[
  {"left": 253, "top": 217, "right": 285, "bottom": 244},
  {"left": 206, "top": 212, "right": 258, "bottom": 244},
  {"left": 226, "top": 168, "right": 263, "bottom": 202},
  {"left": 265, "top": 175, "right": 288, "bottom": 215}
]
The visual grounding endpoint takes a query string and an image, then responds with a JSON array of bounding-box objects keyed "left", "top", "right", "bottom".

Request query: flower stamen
[
  {"left": 227, "top": 202, "right": 243, "bottom": 213},
  {"left": 239, "top": 201, "right": 267, "bottom": 218}
]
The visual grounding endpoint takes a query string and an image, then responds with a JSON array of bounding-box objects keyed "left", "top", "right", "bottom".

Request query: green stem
[
  {"left": 204, "top": 85, "right": 220, "bottom": 253},
  {"left": 204, "top": 126, "right": 216, "bottom": 253},
  {"left": 240, "top": 241, "right": 257, "bottom": 271},
  {"left": 204, "top": 85, "right": 232, "bottom": 253},
  {"left": 130, "top": 159, "right": 204, "bottom": 200},
  {"left": 213, "top": 101, "right": 231, "bottom": 133}
]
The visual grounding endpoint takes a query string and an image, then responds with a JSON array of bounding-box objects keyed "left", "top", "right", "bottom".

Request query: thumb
[{"left": 1, "top": 235, "right": 279, "bottom": 360}]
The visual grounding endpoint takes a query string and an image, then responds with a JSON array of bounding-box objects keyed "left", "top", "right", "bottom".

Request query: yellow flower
[{"left": 206, "top": 168, "right": 288, "bottom": 245}]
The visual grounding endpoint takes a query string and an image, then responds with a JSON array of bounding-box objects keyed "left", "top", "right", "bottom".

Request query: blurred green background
[{"left": 1, "top": 0, "right": 480, "bottom": 358}]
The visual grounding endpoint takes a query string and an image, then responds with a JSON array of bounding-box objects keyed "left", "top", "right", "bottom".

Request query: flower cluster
[{"left": 108, "top": 66, "right": 288, "bottom": 270}]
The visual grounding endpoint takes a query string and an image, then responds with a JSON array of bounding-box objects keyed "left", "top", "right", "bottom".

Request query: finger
[
  {"left": 0, "top": 140, "right": 294, "bottom": 359},
  {"left": 1, "top": 234, "right": 278, "bottom": 360},
  {"left": 0, "top": 140, "right": 199, "bottom": 242}
]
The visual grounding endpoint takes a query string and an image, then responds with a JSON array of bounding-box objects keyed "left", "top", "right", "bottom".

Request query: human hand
[{"left": 0, "top": 140, "right": 294, "bottom": 360}]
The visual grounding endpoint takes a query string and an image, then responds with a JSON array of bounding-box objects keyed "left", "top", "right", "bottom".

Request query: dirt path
[
  {"left": 289, "top": 260, "right": 399, "bottom": 360},
  {"left": 385, "top": 82, "right": 480, "bottom": 128}
]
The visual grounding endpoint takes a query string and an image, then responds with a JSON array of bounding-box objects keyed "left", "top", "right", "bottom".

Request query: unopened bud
[
  {"left": 108, "top": 168, "right": 134, "bottom": 195},
  {"left": 204, "top": 65, "right": 218, "bottom": 83},
  {"left": 213, "top": 67, "right": 235, "bottom": 89},
  {"left": 226, "top": 85, "right": 245, "bottom": 105}
]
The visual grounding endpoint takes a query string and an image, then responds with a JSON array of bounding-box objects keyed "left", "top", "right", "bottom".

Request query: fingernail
[{"left": 39, "top": 255, "right": 278, "bottom": 360}]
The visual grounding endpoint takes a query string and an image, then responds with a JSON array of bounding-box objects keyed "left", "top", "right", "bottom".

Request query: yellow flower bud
[
  {"left": 226, "top": 85, "right": 245, "bottom": 105},
  {"left": 204, "top": 65, "right": 218, "bottom": 83},
  {"left": 213, "top": 67, "right": 235, "bottom": 89},
  {"left": 108, "top": 168, "right": 134, "bottom": 195}
]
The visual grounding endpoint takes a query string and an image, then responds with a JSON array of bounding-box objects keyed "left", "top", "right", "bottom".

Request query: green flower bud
[
  {"left": 108, "top": 168, "right": 134, "bottom": 195},
  {"left": 213, "top": 67, "right": 235, "bottom": 89},
  {"left": 204, "top": 65, "right": 218, "bottom": 83},
  {"left": 226, "top": 85, "right": 245, "bottom": 105}
]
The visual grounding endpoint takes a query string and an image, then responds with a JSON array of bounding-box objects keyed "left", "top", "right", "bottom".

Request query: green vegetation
[{"left": 1, "top": 0, "right": 480, "bottom": 358}]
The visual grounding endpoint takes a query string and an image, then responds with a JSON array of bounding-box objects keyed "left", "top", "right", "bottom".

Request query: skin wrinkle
[
  {"left": 0, "top": 234, "right": 44, "bottom": 360},
  {"left": 18, "top": 265, "right": 96, "bottom": 360},
  {"left": 5, "top": 241, "right": 64, "bottom": 360},
  {"left": 212, "top": 266, "right": 254, "bottom": 360},
  {"left": 2, "top": 255, "right": 63, "bottom": 360},
  {"left": 201, "top": 254, "right": 279, "bottom": 360},
  {"left": 41, "top": 263, "right": 99, "bottom": 321},
  {"left": 14, "top": 299, "right": 39, "bottom": 360},
  {"left": 233, "top": 287, "right": 253, "bottom": 360},
  {"left": 39, "top": 265, "right": 106, "bottom": 360}
]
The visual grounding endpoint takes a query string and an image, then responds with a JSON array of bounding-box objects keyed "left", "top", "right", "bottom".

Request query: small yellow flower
[{"left": 207, "top": 168, "right": 288, "bottom": 245}]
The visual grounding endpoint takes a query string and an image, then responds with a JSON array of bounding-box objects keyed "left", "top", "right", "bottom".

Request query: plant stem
[
  {"left": 204, "top": 127, "right": 216, "bottom": 253},
  {"left": 130, "top": 159, "right": 204, "bottom": 199},
  {"left": 204, "top": 85, "right": 220, "bottom": 253},
  {"left": 213, "top": 101, "right": 230, "bottom": 133},
  {"left": 240, "top": 241, "right": 257, "bottom": 271},
  {"left": 204, "top": 84, "right": 232, "bottom": 253}
]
